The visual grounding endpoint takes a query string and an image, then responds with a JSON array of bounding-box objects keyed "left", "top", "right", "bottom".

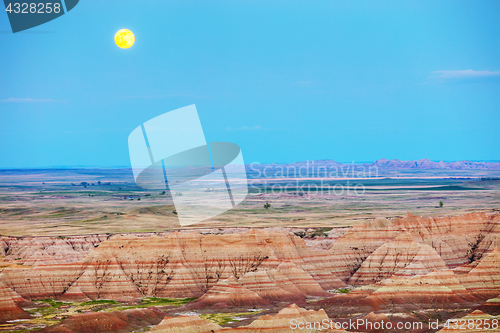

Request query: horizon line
[{"left": 1, "top": 158, "right": 500, "bottom": 170}]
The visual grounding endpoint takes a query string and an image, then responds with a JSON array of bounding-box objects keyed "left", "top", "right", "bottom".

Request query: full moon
[{"left": 115, "top": 29, "right": 135, "bottom": 49}]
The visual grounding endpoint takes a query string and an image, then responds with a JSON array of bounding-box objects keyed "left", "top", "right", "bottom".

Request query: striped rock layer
[
  {"left": 0, "top": 230, "right": 347, "bottom": 304},
  {"left": 152, "top": 304, "right": 352, "bottom": 333},
  {"left": 0, "top": 212, "right": 499, "bottom": 324}
]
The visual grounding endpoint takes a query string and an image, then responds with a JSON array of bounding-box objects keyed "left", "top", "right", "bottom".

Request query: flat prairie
[{"left": 0, "top": 168, "right": 498, "bottom": 236}]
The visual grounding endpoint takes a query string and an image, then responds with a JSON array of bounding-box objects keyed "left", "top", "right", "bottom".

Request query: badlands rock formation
[
  {"left": 1, "top": 229, "right": 347, "bottom": 303},
  {"left": 0, "top": 280, "right": 31, "bottom": 323},
  {"left": 317, "top": 246, "right": 500, "bottom": 315},
  {"left": 0, "top": 234, "right": 109, "bottom": 265},
  {"left": 39, "top": 307, "right": 165, "bottom": 333},
  {"left": 348, "top": 231, "right": 448, "bottom": 285},
  {"left": 455, "top": 247, "right": 500, "bottom": 300},
  {"left": 354, "top": 312, "right": 393, "bottom": 332},
  {"left": 0, "top": 212, "right": 498, "bottom": 330},
  {"left": 389, "top": 213, "right": 500, "bottom": 268},
  {"left": 329, "top": 212, "right": 500, "bottom": 280},
  {"left": 477, "top": 295, "right": 500, "bottom": 316},
  {"left": 150, "top": 314, "right": 222, "bottom": 333},
  {"left": 152, "top": 304, "right": 351, "bottom": 333},
  {"left": 437, "top": 310, "right": 500, "bottom": 332}
]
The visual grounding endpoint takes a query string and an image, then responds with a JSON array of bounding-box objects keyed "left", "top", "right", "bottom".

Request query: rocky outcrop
[
  {"left": 349, "top": 232, "right": 448, "bottom": 285},
  {"left": 0, "top": 230, "right": 346, "bottom": 303},
  {"left": 456, "top": 247, "right": 500, "bottom": 301},
  {"left": 476, "top": 294, "right": 500, "bottom": 316},
  {"left": 329, "top": 212, "right": 500, "bottom": 281},
  {"left": 354, "top": 312, "right": 393, "bottom": 332},
  {"left": 153, "top": 304, "right": 350, "bottom": 333},
  {"left": 369, "top": 269, "right": 478, "bottom": 309},
  {"left": 223, "top": 303, "right": 339, "bottom": 332},
  {"left": 39, "top": 307, "right": 165, "bottom": 333},
  {"left": 0, "top": 235, "right": 110, "bottom": 265},
  {"left": 0, "top": 212, "right": 498, "bottom": 329},
  {"left": 150, "top": 315, "right": 222, "bottom": 333},
  {"left": 437, "top": 310, "right": 500, "bottom": 332},
  {"left": 318, "top": 246, "right": 500, "bottom": 315},
  {"left": 0, "top": 280, "right": 31, "bottom": 323},
  {"left": 328, "top": 217, "right": 405, "bottom": 280},
  {"left": 1, "top": 213, "right": 498, "bottom": 304},
  {"left": 188, "top": 276, "right": 271, "bottom": 309},
  {"left": 390, "top": 213, "right": 500, "bottom": 268}
]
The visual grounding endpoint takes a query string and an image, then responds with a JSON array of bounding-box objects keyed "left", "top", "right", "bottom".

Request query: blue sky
[{"left": 1, "top": 0, "right": 499, "bottom": 168}]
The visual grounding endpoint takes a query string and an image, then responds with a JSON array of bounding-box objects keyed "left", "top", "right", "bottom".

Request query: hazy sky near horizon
[{"left": 1, "top": 0, "right": 499, "bottom": 168}]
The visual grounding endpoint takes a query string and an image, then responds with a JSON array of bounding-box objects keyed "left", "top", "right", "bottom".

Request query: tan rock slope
[
  {"left": 317, "top": 244, "right": 500, "bottom": 314},
  {"left": 349, "top": 231, "right": 448, "bottom": 285},
  {"left": 0, "top": 280, "right": 31, "bottom": 323},
  {"left": 0, "top": 235, "right": 110, "bottom": 266},
  {"left": 1, "top": 230, "right": 347, "bottom": 304},
  {"left": 329, "top": 212, "right": 500, "bottom": 280},
  {"left": 437, "top": 310, "right": 500, "bottom": 332},
  {"left": 0, "top": 212, "right": 498, "bottom": 326},
  {"left": 150, "top": 315, "right": 222, "bottom": 333},
  {"left": 39, "top": 307, "right": 165, "bottom": 333},
  {"left": 152, "top": 304, "right": 352, "bottom": 333}
]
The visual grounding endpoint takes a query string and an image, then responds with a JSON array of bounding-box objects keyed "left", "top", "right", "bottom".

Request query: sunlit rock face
[
  {"left": 0, "top": 230, "right": 346, "bottom": 302},
  {"left": 0, "top": 280, "right": 31, "bottom": 324},
  {"left": 0, "top": 212, "right": 498, "bottom": 326},
  {"left": 0, "top": 234, "right": 110, "bottom": 265},
  {"left": 39, "top": 307, "right": 165, "bottom": 333},
  {"left": 348, "top": 231, "right": 449, "bottom": 285},
  {"left": 328, "top": 212, "right": 500, "bottom": 281},
  {"left": 151, "top": 304, "right": 351, "bottom": 333},
  {"left": 436, "top": 310, "right": 500, "bottom": 332},
  {"left": 389, "top": 213, "right": 500, "bottom": 268},
  {"left": 150, "top": 315, "right": 222, "bottom": 333}
]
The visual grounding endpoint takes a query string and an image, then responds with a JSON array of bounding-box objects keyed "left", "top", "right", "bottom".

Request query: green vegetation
[
  {"left": 38, "top": 299, "right": 68, "bottom": 308},
  {"left": 335, "top": 288, "right": 351, "bottom": 293},
  {"left": 311, "top": 227, "right": 332, "bottom": 237},
  {"left": 294, "top": 227, "right": 332, "bottom": 238},
  {"left": 80, "top": 299, "right": 118, "bottom": 306},
  {"left": 19, "top": 297, "right": 195, "bottom": 329},
  {"left": 200, "top": 310, "right": 263, "bottom": 326},
  {"left": 104, "top": 297, "right": 196, "bottom": 312},
  {"left": 327, "top": 288, "right": 351, "bottom": 294},
  {"left": 138, "top": 297, "right": 195, "bottom": 307},
  {"left": 22, "top": 299, "right": 75, "bottom": 327},
  {"left": 439, "top": 200, "right": 444, "bottom": 208},
  {"left": 264, "top": 202, "right": 271, "bottom": 209}
]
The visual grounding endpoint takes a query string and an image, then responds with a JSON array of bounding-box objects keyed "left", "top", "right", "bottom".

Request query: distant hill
[
  {"left": 368, "top": 158, "right": 500, "bottom": 170},
  {"left": 249, "top": 158, "right": 500, "bottom": 171}
]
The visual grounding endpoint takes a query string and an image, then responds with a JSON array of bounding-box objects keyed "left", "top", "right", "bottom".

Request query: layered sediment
[
  {"left": 0, "top": 212, "right": 498, "bottom": 329},
  {"left": 152, "top": 304, "right": 352, "bottom": 333},
  {"left": 39, "top": 307, "right": 165, "bottom": 333}
]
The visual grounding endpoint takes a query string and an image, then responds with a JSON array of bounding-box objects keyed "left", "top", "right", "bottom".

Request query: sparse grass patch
[
  {"left": 80, "top": 299, "right": 118, "bottom": 306},
  {"left": 104, "top": 297, "right": 196, "bottom": 312},
  {"left": 200, "top": 311, "right": 263, "bottom": 326},
  {"left": 37, "top": 299, "right": 70, "bottom": 309},
  {"left": 329, "top": 288, "right": 350, "bottom": 294}
]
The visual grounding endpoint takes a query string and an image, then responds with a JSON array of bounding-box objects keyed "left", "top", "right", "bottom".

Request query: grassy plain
[{"left": 0, "top": 168, "right": 498, "bottom": 236}]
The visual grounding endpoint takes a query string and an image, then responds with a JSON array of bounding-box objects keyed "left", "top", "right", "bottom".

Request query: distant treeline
[{"left": 71, "top": 181, "right": 112, "bottom": 187}]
